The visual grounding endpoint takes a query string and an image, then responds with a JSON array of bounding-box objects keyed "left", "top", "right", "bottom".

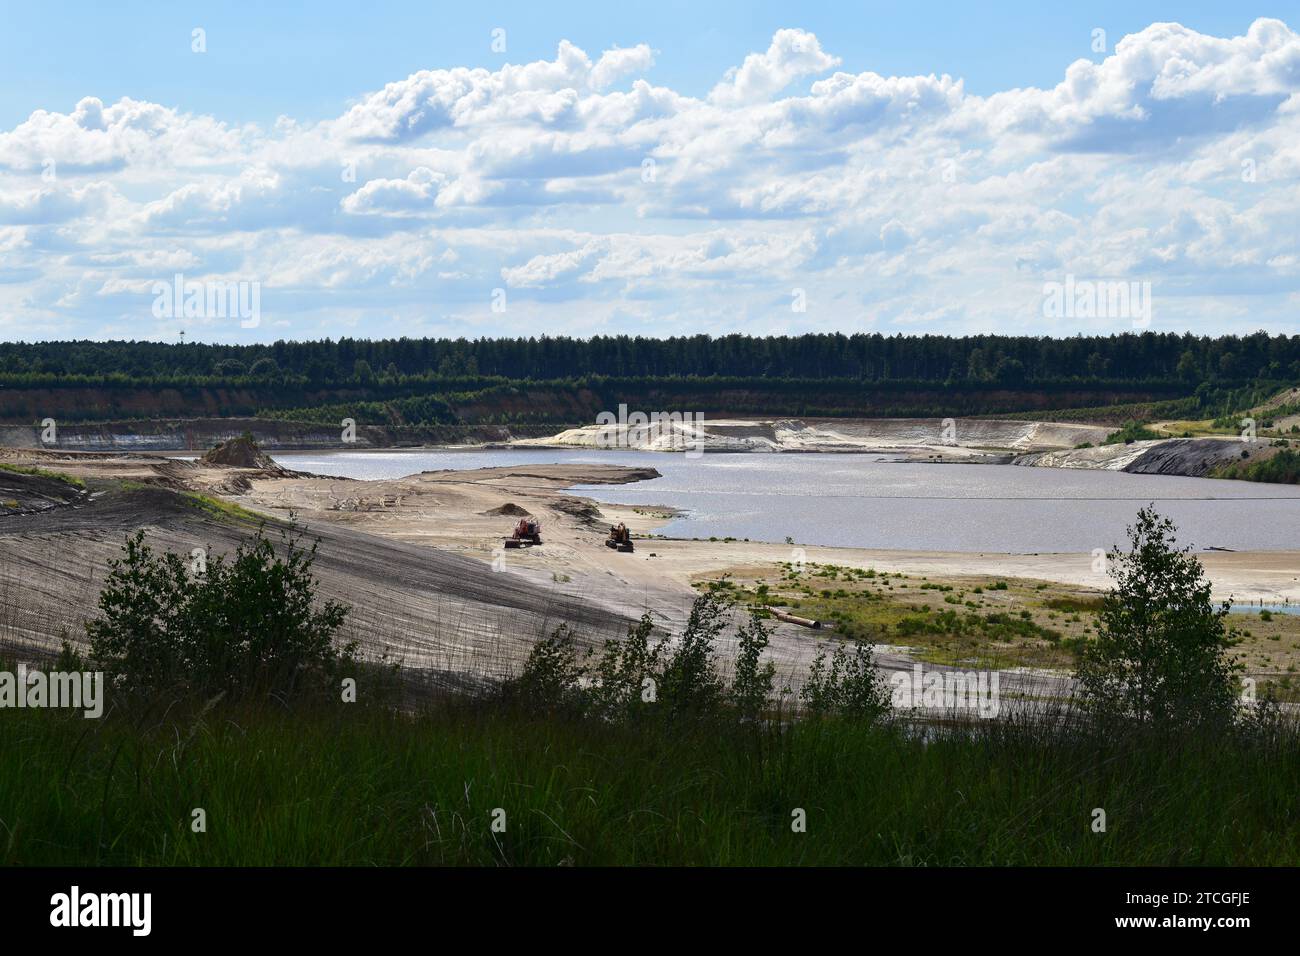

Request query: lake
[{"left": 269, "top": 449, "right": 1300, "bottom": 554}]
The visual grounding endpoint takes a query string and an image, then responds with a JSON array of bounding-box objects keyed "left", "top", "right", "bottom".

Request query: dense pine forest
[
  {"left": 0, "top": 332, "right": 1296, "bottom": 426},
  {"left": 3, "top": 331, "right": 1298, "bottom": 383}
]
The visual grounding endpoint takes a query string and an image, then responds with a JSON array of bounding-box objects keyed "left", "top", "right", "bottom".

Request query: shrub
[
  {"left": 729, "top": 609, "right": 776, "bottom": 721},
  {"left": 587, "top": 613, "right": 665, "bottom": 721},
  {"left": 659, "top": 587, "right": 728, "bottom": 719},
  {"left": 502, "top": 623, "right": 588, "bottom": 715},
  {"left": 505, "top": 587, "right": 760, "bottom": 723},
  {"left": 87, "top": 522, "right": 353, "bottom": 701},
  {"left": 1217, "top": 448, "right": 1300, "bottom": 484},
  {"left": 1076, "top": 507, "right": 1239, "bottom": 729},
  {"left": 800, "top": 642, "right": 889, "bottom": 720},
  {"left": 1103, "top": 420, "right": 1162, "bottom": 445}
]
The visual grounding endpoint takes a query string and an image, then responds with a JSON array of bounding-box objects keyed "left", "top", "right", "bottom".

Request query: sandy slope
[
  {"left": 229, "top": 461, "right": 1297, "bottom": 700},
  {"left": 2, "top": 449, "right": 1296, "bottom": 703},
  {"left": 514, "top": 416, "right": 1294, "bottom": 479},
  {"left": 513, "top": 417, "right": 1110, "bottom": 457}
]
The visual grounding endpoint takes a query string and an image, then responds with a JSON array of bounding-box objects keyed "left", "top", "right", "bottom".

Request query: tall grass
[{"left": 1, "top": 697, "right": 1296, "bottom": 866}]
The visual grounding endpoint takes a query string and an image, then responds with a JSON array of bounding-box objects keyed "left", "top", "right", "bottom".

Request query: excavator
[
  {"left": 503, "top": 516, "right": 542, "bottom": 548},
  {"left": 605, "top": 522, "right": 634, "bottom": 553}
]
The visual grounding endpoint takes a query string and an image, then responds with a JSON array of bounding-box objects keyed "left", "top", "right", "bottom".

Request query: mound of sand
[
  {"left": 201, "top": 434, "right": 279, "bottom": 469},
  {"left": 483, "top": 502, "right": 531, "bottom": 516},
  {"left": 551, "top": 496, "right": 604, "bottom": 524}
]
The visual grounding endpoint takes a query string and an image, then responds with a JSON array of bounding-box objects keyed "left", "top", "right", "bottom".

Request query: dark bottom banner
[{"left": 0, "top": 866, "right": 1286, "bottom": 941}]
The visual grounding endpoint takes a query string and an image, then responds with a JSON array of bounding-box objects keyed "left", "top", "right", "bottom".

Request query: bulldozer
[
  {"left": 503, "top": 516, "right": 542, "bottom": 548},
  {"left": 605, "top": 522, "right": 634, "bottom": 553}
]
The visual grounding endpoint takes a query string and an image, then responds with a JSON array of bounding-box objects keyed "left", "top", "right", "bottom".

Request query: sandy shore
[
  {"left": 7, "top": 446, "right": 1295, "bottom": 605},
  {"left": 228, "top": 460, "right": 1299, "bottom": 692},
  {"left": 225, "top": 462, "right": 1300, "bottom": 606}
]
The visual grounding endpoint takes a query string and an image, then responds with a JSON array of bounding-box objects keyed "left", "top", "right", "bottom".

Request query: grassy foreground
[{"left": 2, "top": 699, "right": 1297, "bottom": 866}]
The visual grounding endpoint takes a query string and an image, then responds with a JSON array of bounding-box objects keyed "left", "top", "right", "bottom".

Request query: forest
[
  {"left": 2, "top": 331, "right": 1298, "bottom": 384},
  {"left": 0, "top": 332, "right": 1295, "bottom": 426}
]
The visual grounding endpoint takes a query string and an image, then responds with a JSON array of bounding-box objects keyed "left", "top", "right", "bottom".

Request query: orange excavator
[
  {"left": 504, "top": 516, "right": 542, "bottom": 548},
  {"left": 605, "top": 522, "right": 634, "bottom": 553}
]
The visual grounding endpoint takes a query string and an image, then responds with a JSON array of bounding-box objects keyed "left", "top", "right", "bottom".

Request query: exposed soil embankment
[
  {"left": 0, "top": 450, "right": 671, "bottom": 671},
  {"left": 0, "top": 483, "right": 635, "bottom": 679},
  {"left": 1015, "top": 437, "right": 1275, "bottom": 478},
  {"left": 0, "top": 418, "right": 552, "bottom": 453},
  {"left": 516, "top": 417, "right": 1109, "bottom": 457},
  {"left": 0, "top": 467, "right": 89, "bottom": 516}
]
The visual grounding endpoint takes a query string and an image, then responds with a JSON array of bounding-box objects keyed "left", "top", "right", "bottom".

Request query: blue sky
[
  {"left": 0, "top": 2, "right": 1274, "bottom": 125},
  {"left": 1, "top": 2, "right": 1299, "bottom": 342}
]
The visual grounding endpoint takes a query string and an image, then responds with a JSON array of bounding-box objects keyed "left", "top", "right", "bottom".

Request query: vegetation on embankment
[
  {"left": 698, "top": 568, "right": 1085, "bottom": 670},
  {"left": 0, "top": 462, "right": 89, "bottom": 515},
  {"left": 1, "top": 375, "right": 1192, "bottom": 428},
  {"left": 0, "top": 462, "right": 86, "bottom": 488},
  {"left": 1213, "top": 447, "right": 1300, "bottom": 485},
  {"left": 1102, "top": 420, "right": 1164, "bottom": 445},
  {"left": 1004, "top": 379, "right": 1297, "bottom": 426}
]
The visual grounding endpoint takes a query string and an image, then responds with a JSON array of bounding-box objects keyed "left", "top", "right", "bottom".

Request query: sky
[{"left": 1, "top": 1, "right": 1299, "bottom": 343}]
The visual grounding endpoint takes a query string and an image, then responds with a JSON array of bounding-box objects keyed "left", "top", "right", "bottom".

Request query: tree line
[{"left": 2, "top": 331, "right": 1298, "bottom": 387}]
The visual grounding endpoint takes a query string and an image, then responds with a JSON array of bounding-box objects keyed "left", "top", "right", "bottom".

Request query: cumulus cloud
[
  {"left": 4, "top": 21, "right": 1300, "bottom": 340},
  {"left": 502, "top": 240, "right": 608, "bottom": 287},
  {"left": 590, "top": 44, "right": 656, "bottom": 90},
  {"left": 334, "top": 40, "right": 657, "bottom": 142},
  {"left": 709, "top": 29, "right": 841, "bottom": 106},
  {"left": 341, "top": 167, "right": 448, "bottom": 215},
  {"left": 0, "top": 96, "right": 253, "bottom": 173},
  {"left": 980, "top": 18, "right": 1300, "bottom": 151},
  {"left": 136, "top": 167, "right": 283, "bottom": 230},
  {"left": 0, "top": 180, "right": 119, "bottom": 224}
]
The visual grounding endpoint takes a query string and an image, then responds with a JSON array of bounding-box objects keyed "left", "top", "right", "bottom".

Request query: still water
[{"left": 270, "top": 449, "right": 1300, "bottom": 554}]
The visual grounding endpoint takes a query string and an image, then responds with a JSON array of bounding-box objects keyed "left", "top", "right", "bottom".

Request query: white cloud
[
  {"left": 0, "top": 96, "right": 254, "bottom": 173},
  {"left": 709, "top": 29, "right": 840, "bottom": 106},
  {"left": 0, "top": 180, "right": 119, "bottom": 224},
  {"left": 341, "top": 167, "right": 448, "bottom": 216},
  {"left": 590, "top": 45, "right": 656, "bottom": 91},
  {"left": 4, "top": 21, "right": 1300, "bottom": 340},
  {"left": 334, "top": 40, "right": 657, "bottom": 142}
]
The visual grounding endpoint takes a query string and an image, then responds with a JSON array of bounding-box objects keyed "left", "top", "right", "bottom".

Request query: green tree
[
  {"left": 588, "top": 613, "right": 665, "bottom": 721},
  {"left": 248, "top": 356, "right": 279, "bottom": 378},
  {"left": 87, "top": 522, "right": 353, "bottom": 700},
  {"left": 659, "top": 586, "right": 727, "bottom": 718},
  {"left": 1077, "top": 507, "right": 1240, "bottom": 728},
  {"left": 800, "top": 641, "right": 889, "bottom": 720},
  {"left": 502, "top": 624, "right": 588, "bottom": 714},
  {"left": 729, "top": 608, "right": 776, "bottom": 721}
]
